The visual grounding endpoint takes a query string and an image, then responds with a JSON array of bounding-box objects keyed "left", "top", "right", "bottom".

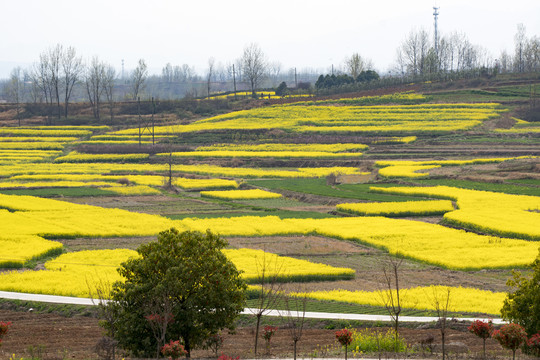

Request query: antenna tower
[
  {"left": 433, "top": 6, "right": 440, "bottom": 54},
  {"left": 121, "top": 59, "right": 125, "bottom": 80}
]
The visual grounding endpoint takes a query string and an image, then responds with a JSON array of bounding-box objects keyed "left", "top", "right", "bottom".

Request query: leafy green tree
[
  {"left": 501, "top": 249, "right": 540, "bottom": 336},
  {"left": 104, "top": 229, "right": 247, "bottom": 358}
]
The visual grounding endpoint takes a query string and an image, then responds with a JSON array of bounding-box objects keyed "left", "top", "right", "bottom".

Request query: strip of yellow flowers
[
  {"left": 0, "top": 136, "right": 79, "bottom": 142},
  {"left": 378, "top": 165, "right": 440, "bottom": 178},
  {"left": 292, "top": 285, "right": 506, "bottom": 315},
  {"left": 336, "top": 200, "right": 454, "bottom": 217},
  {"left": 376, "top": 156, "right": 537, "bottom": 178},
  {"left": 7, "top": 174, "right": 238, "bottom": 190},
  {"left": 103, "top": 185, "right": 162, "bottom": 196},
  {"left": 201, "top": 189, "right": 282, "bottom": 200},
  {"left": 370, "top": 186, "right": 540, "bottom": 241},
  {"left": 195, "top": 143, "right": 368, "bottom": 152},
  {"left": 172, "top": 164, "right": 365, "bottom": 178},
  {"left": 54, "top": 152, "right": 150, "bottom": 163},
  {"left": 0, "top": 162, "right": 364, "bottom": 179},
  {"left": 160, "top": 150, "right": 363, "bottom": 159},
  {"left": 0, "top": 248, "right": 354, "bottom": 297},
  {"left": 0, "top": 142, "right": 65, "bottom": 150},
  {"left": 0, "top": 129, "right": 93, "bottom": 136}
]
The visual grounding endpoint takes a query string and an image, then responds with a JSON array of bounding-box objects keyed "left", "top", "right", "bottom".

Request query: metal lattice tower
[{"left": 433, "top": 6, "right": 440, "bottom": 54}]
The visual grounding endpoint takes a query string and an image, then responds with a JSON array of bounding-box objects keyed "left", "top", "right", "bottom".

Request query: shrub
[
  {"left": 217, "top": 355, "right": 239, "bottom": 360},
  {"left": 492, "top": 323, "right": 528, "bottom": 360},
  {"left": 524, "top": 333, "right": 540, "bottom": 357},
  {"left": 161, "top": 340, "right": 186, "bottom": 360},
  {"left": 0, "top": 321, "right": 11, "bottom": 347},
  {"left": 204, "top": 333, "right": 224, "bottom": 356}
]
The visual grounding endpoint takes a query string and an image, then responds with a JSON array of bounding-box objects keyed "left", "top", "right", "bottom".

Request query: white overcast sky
[{"left": 1, "top": 0, "right": 539, "bottom": 78}]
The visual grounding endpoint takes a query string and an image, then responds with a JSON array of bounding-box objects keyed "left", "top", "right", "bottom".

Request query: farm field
[{"left": 0, "top": 88, "right": 539, "bottom": 359}]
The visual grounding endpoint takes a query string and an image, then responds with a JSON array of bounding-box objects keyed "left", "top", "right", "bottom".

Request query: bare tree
[
  {"left": 162, "top": 63, "right": 174, "bottom": 83},
  {"left": 282, "top": 290, "right": 308, "bottom": 360},
  {"left": 206, "top": 57, "right": 215, "bottom": 98},
  {"left": 61, "top": 46, "right": 83, "bottom": 118},
  {"left": 5, "top": 67, "right": 24, "bottom": 126},
  {"left": 524, "top": 35, "right": 540, "bottom": 72},
  {"left": 32, "top": 54, "right": 51, "bottom": 105},
  {"left": 378, "top": 255, "right": 404, "bottom": 353},
  {"left": 26, "top": 68, "right": 42, "bottom": 103},
  {"left": 268, "top": 61, "right": 282, "bottom": 87},
  {"left": 131, "top": 59, "right": 148, "bottom": 100},
  {"left": 103, "top": 65, "right": 116, "bottom": 122},
  {"left": 242, "top": 43, "right": 267, "bottom": 97},
  {"left": 514, "top": 24, "right": 527, "bottom": 73},
  {"left": 431, "top": 287, "right": 452, "bottom": 360},
  {"left": 85, "top": 57, "right": 106, "bottom": 120},
  {"left": 345, "top": 53, "right": 366, "bottom": 80},
  {"left": 499, "top": 50, "right": 512, "bottom": 73},
  {"left": 46, "top": 44, "right": 63, "bottom": 118},
  {"left": 249, "top": 251, "right": 285, "bottom": 355}
]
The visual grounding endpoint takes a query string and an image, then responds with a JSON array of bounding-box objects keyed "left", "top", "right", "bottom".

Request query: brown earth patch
[{"left": 225, "top": 236, "right": 371, "bottom": 257}]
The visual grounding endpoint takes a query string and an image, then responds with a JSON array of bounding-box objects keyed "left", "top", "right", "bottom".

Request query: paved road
[{"left": 0, "top": 291, "right": 505, "bottom": 324}]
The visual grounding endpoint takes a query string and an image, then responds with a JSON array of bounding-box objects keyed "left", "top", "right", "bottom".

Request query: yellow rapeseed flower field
[
  {"left": 160, "top": 150, "right": 363, "bottom": 159},
  {"left": 104, "top": 185, "right": 162, "bottom": 195},
  {"left": 370, "top": 186, "right": 540, "bottom": 240},
  {"left": 200, "top": 189, "right": 282, "bottom": 200},
  {"left": 223, "top": 248, "right": 355, "bottom": 283},
  {"left": 54, "top": 151, "right": 150, "bottom": 163},
  {"left": 378, "top": 165, "right": 440, "bottom": 178},
  {"left": 292, "top": 285, "right": 506, "bottom": 315},
  {"left": 376, "top": 156, "right": 536, "bottom": 178},
  {"left": 195, "top": 143, "right": 368, "bottom": 152},
  {"left": 111, "top": 103, "right": 502, "bottom": 135},
  {"left": 336, "top": 200, "right": 455, "bottom": 217}
]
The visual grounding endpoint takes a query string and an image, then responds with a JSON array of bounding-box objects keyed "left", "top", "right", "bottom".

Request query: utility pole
[
  {"left": 232, "top": 64, "right": 237, "bottom": 100},
  {"left": 294, "top": 67, "right": 298, "bottom": 88},
  {"left": 433, "top": 6, "right": 440, "bottom": 55}
]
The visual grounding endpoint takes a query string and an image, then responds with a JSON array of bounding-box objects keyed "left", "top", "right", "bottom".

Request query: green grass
[
  {"left": 506, "top": 178, "right": 540, "bottom": 186},
  {"left": 409, "top": 179, "right": 540, "bottom": 196},
  {"left": 429, "top": 89, "right": 531, "bottom": 103},
  {"left": 251, "top": 178, "right": 423, "bottom": 202},
  {"left": 0, "top": 187, "right": 115, "bottom": 197},
  {"left": 0, "top": 298, "right": 97, "bottom": 318}
]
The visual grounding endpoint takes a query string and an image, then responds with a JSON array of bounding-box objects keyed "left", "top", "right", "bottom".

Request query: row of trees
[
  {"left": 315, "top": 70, "right": 380, "bottom": 89},
  {"left": 3, "top": 46, "right": 150, "bottom": 121},
  {"left": 394, "top": 24, "right": 540, "bottom": 78},
  {"left": 2, "top": 24, "right": 539, "bottom": 112}
]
